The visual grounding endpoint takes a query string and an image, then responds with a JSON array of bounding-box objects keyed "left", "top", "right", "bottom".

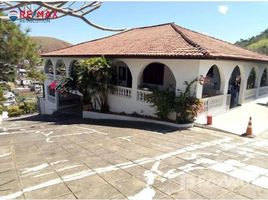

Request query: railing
[
  {"left": 137, "top": 89, "right": 152, "bottom": 102},
  {"left": 47, "top": 95, "right": 55, "bottom": 103},
  {"left": 245, "top": 88, "right": 257, "bottom": 100},
  {"left": 259, "top": 86, "right": 268, "bottom": 97},
  {"left": 46, "top": 73, "right": 54, "bottom": 80},
  {"left": 111, "top": 86, "right": 132, "bottom": 98},
  {"left": 201, "top": 94, "right": 231, "bottom": 116}
]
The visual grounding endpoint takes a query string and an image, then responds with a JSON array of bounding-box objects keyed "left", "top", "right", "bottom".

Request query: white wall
[{"left": 42, "top": 56, "right": 268, "bottom": 117}]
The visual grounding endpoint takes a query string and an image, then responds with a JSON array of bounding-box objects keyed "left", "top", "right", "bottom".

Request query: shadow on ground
[
  {"left": 8, "top": 114, "right": 184, "bottom": 134},
  {"left": 256, "top": 102, "right": 268, "bottom": 107}
]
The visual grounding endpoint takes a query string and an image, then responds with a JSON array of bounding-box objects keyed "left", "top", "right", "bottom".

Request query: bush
[
  {"left": 145, "top": 88, "right": 175, "bottom": 120},
  {"left": 24, "top": 101, "right": 37, "bottom": 114},
  {"left": 7, "top": 105, "right": 24, "bottom": 117},
  {"left": 145, "top": 78, "right": 203, "bottom": 124}
]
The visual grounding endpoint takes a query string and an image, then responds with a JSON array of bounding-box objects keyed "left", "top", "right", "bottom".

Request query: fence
[
  {"left": 201, "top": 94, "right": 231, "bottom": 116},
  {"left": 111, "top": 86, "right": 132, "bottom": 98},
  {"left": 137, "top": 89, "right": 152, "bottom": 102}
]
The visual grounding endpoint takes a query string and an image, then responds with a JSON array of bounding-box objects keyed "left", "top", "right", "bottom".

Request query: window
[
  {"left": 143, "top": 63, "right": 164, "bottom": 85},
  {"left": 118, "top": 66, "right": 126, "bottom": 81}
]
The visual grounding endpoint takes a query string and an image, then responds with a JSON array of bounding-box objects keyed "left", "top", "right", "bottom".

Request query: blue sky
[{"left": 18, "top": 2, "right": 268, "bottom": 45}]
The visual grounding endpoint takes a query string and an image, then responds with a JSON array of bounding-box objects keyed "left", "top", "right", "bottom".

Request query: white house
[{"left": 40, "top": 23, "right": 268, "bottom": 118}]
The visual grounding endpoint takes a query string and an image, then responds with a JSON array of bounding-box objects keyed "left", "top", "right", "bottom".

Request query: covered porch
[{"left": 42, "top": 57, "right": 268, "bottom": 118}]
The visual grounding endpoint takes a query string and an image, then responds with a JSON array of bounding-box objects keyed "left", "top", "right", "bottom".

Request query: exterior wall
[
  {"left": 41, "top": 56, "right": 268, "bottom": 117},
  {"left": 198, "top": 60, "right": 268, "bottom": 104}
]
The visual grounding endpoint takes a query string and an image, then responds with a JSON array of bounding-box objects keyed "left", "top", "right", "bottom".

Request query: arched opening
[
  {"left": 58, "top": 60, "right": 81, "bottom": 108},
  {"left": 228, "top": 66, "right": 241, "bottom": 108},
  {"left": 44, "top": 59, "right": 53, "bottom": 74},
  {"left": 112, "top": 61, "right": 132, "bottom": 88},
  {"left": 139, "top": 62, "right": 176, "bottom": 91},
  {"left": 202, "top": 65, "right": 221, "bottom": 98},
  {"left": 260, "top": 68, "right": 268, "bottom": 87},
  {"left": 247, "top": 68, "right": 256, "bottom": 89},
  {"left": 69, "top": 60, "right": 78, "bottom": 79},
  {"left": 55, "top": 60, "right": 66, "bottom": 76}
]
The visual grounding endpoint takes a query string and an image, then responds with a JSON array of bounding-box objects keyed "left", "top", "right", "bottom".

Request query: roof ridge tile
[{"left": 170, "top": 23, "right": 210, "bottom": 57}]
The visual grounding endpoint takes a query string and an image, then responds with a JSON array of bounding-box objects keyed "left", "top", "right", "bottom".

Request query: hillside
[
  {"left": 235, "top": 29, "right": 268, "bottom": 55},
  {"left": 31, "top": 36, "right": 72, "bottom": 54}
]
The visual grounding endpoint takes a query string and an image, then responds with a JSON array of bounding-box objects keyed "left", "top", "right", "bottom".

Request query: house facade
[{"left": 40, "top": 23, "right": 268, "bottom": 118}]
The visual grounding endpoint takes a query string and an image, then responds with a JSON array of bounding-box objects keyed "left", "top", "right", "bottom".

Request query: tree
[
  {"left": 56, "top": 57, "right": 114, "bottom": 112},
  {"left": 0, "top": 13, "right": 41, "bottom": 82},
  {"left": 0, "top": 63, "right": 15, "bottom": 82},
  {"left": 75, "top": 57, "right": 114, "bottom": 112},
  {"left": 0, "top": 2, "right": 125, "bottom": 32}
]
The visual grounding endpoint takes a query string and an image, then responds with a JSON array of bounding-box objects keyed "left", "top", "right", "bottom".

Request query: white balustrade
[
  {"left": 137, "top": 89, "right": 152, "bottom": 102},
  {"left": 111, "top": 86, "right": 132, "bottom": 98},
  {"left": 259, "top": 86, "right": 268, "bottom": 97},
  {"left": 46, "top": 73, "right": 54, "bottom": 80},
  {"left": 245, "top": 88, "right": 257, "bottom": 100},
  {"left": 201, "top": 94, "right": 231, "bottom": 116},
  {"left": 47, "top": 95, "right": 55, "bottom": 103}
]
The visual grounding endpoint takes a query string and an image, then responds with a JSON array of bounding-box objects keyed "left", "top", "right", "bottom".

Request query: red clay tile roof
[{"left": 42, "top": 23, "right": 268, "bottom": 62}]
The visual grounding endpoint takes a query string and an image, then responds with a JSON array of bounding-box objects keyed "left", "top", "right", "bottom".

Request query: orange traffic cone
[{"left": 242, "top": 117, "right": 255, "bottom": 138}]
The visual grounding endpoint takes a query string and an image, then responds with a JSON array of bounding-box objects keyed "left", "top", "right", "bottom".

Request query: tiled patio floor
[{"left": 0, "top": 115, "right": 268, "bottom": 199}]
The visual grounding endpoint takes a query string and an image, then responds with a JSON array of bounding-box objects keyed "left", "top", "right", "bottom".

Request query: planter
[{"left": 83, "top": 111, "right": 193, "bottom": 129}]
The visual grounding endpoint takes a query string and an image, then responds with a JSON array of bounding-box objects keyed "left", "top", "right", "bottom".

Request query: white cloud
[{"left": 218, "top": 5, "right": 229, "bottom": 15}]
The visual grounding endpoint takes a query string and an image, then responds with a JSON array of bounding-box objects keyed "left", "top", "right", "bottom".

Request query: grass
[{"left": 247, "top": 38, "right": 268, "bottom": 50}]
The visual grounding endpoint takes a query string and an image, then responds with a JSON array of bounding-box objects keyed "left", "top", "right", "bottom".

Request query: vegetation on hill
[
  {"left": 0, "top": 12, "right": 40, "bottom": 82},
  {"left": 31, "top": 36, "right": 72, "bottom": 54},
  {"left": 235, "top": 29, "right": 268, "bottom": 55}
]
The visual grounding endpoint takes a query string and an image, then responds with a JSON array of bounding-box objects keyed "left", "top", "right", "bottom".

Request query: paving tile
[
  {"left": 171, "top": 172, "right": 205, "bottom": 188},
  {"left": 23, "top": 183, "right": 70, "bottom": 199},
  {"left": 188, "top": 181, "right": 230, "bottom": 199},
  {"left": 229, "top": 169, "right": 260, "bottom": 183},
  {"left": 220, "top": 191, "right": 251, "bottom": 199},
  {"left": 252, "top": 176, "right": 268, "bottom": 189},
  {"left": 206, "top": 173, "right": 248, "bottom": 191},
  {"left": 235, "top": 183, "right": 268, "bottom": 199},
  {"left": 242, "top": 165, "right": 268, "bottom": 175},
  {"left": 99, "top": 168, "right": 132, "bottom": 183},
  {"left": 75, "top": 183, "right": 124, "bottom": 199},
  {"left": 65, "top": 174, "right": 107, "bottom": 193},
  {"left": 153, "top": 179, "right": 185, "bottom": 196},
  {"left": 170, "top": 188, "right": 206, "bottom": 199},
  {"left": 109, "top": 176, "right": 147, "bottom": 196}
]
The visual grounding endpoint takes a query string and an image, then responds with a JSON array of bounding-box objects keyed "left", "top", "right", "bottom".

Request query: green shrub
[
  {"left": 18, "top": 102, "right": 25, "bottom": 112},
  {"left": 0, "top": 105, "right": 3, "bottom": 115},
  {"left": 24, "top": 101, "right": 37, "bottom": 114},
  {"left": 145, "top": 88, "right": 175, "bottom": 120},
  {"left": 7, "top": 105, "right": 24, "bottom": 117}
]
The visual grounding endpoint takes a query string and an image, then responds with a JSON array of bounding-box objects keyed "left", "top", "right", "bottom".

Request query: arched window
[
  {"left": 260, "top": 68, "right": 268, "bottom": 87},
  {"left": 112, "top": 61, "right": 132, "bottom": 88},
  {"left": 140, "top": 62, "right": 176, "bottom": 91},
  {"left": 202, "top": 65, "right": 221, "bottom": 98},
  {"left": 44, "top": 60, "right": 53, "bottom": 74},
  {"left": 247, "top": 68, "right": 256, "bottom": 89},
  {"left": 55, "top": 60, "right": 66, "bottom": 76}
]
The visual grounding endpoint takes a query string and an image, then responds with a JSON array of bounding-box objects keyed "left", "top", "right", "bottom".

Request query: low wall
[{"left": 83, "top": 111, "right": 193, "bottom": 129}]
